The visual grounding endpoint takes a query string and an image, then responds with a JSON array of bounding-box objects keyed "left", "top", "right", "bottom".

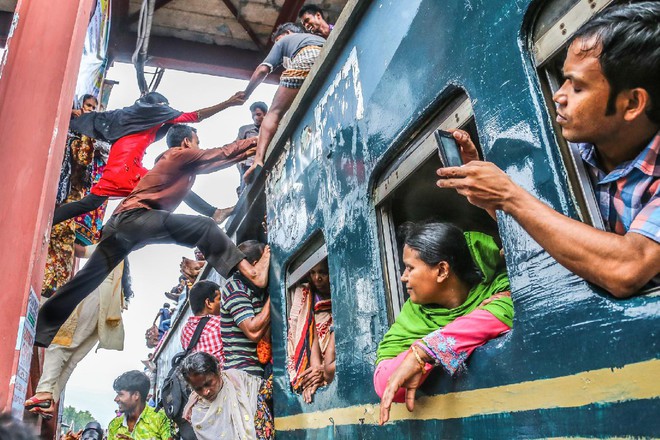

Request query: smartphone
[{"left": 434, "top": 130, "right": 463, "bottom": 168}]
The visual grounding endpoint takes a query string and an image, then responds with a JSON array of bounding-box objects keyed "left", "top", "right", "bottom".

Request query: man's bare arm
[
  {"left": 437, "top": 131, "right": 660, "bottom": 298},
  {"left": 243, "top": 65, "right": 270, "bottom": 99},
  {"left": 237, "top": 297, "right": 271, "bottom": 342},
  {"left": 194, "top": 92, "right": 245, "bottom": 121}
]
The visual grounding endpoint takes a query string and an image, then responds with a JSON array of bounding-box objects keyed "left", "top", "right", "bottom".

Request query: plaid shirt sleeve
[{"left": 629, "top": 191, "right": 660, "bottom": 243}]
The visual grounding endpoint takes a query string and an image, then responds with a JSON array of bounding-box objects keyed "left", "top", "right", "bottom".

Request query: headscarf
[
  {"left": 69, "top": 93, "right": 182, "bottom": 143},
  {"left": 376, "top": 231, "right": 514, "bottom": 364}
]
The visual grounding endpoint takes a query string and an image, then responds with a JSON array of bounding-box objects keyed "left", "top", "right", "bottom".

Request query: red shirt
[
  {"left": 180, "top": 315, "right": 224, "bottom": 364},
  {"left": 91, "top": 111, "right": 199, "bottom": 197}
]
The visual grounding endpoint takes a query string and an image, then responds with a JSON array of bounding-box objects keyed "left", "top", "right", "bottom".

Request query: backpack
[{"left": 158, "top": 316, "right": 210, "bottom": 440}]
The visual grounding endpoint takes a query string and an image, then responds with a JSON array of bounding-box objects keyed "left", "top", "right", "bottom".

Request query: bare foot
[
  {"left": 212, "top": 206, "right": 235, "bottom": 224},
  {"left": 237, "top": 245, "right": 270, "bottom": 288}
]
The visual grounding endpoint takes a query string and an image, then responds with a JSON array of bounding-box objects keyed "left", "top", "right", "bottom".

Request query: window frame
[
  {"left": 375, "top": 95, "right": 476, "bottom": 322},
  {"left": 530, "top": 0, "right": 615, "bottom": 230}
]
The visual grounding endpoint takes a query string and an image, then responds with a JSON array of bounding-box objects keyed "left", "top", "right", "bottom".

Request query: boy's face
[
  {"left": 82, "top": 98, "right": 97, "bottom": 113},
  {"left": 553, "top": 38, "right": 624, "bottom": 147},
  {"left": 252, "top": 108, "right": 266, "bottom": 126},
  {"left": 301, "top": 12, "right": 324, "bottom": 33}
]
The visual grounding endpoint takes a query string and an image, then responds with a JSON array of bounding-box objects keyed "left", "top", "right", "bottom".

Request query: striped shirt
[
  {"left": 220, "top": 274, "right": 266, "bottom": 376},
  {"left": 579, "top": 131, "right": 660, "bottom": 287},
  {"left": 180, "top": 315, "right": 224, "bottom": 365}
]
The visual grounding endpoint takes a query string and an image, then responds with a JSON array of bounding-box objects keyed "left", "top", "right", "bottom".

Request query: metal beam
[
  {"left": 271, "top": 0, "right": 305, "bottom": 37},
  {"left": 219, "top": 0, "right": 266, "bottom": 53},
  {"left": 109, "top": 31, "right": 279, "bottom": 82},
  {"left": 126, "top": 0, "right": 176, "bottom": 25}
]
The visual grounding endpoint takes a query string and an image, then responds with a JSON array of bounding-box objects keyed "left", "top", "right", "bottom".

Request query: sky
[{"left": 62, "top": 62, "right": 276, "bottom": 427}]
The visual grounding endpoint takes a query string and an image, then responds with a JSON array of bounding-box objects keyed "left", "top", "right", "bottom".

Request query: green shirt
[{"left": 107, "top": 405, "right": 172, "bottom": 440}]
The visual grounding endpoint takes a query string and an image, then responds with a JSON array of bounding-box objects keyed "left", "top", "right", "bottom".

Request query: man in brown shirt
[{"left": 36, "top": 125, "right": 270, "bottom": 347}]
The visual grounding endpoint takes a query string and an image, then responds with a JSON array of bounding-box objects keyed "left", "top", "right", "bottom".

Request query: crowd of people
[{"left": 14, "top": 1, "right": 660, "bottom": 438}]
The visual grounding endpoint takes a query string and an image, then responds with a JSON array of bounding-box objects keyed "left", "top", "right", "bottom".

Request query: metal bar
[
  {"left": 269, "top": 0, "right": 306, "bottom": 44},
  {"left": 126, "top": 0, "right": 175, "bottom": 25},
  {"left": 220, "top": 0, "right": 266, "bottom": 52}
]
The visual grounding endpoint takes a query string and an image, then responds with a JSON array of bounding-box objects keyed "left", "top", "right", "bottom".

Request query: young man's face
[
  {"left": 301, "top": 12, "right": 324, "bottom": 33},
  {"left": 82, "top": 98, "right": 98, "bottom": 113},
  {"left": 114, "top": 390, "right": 140, "bottom": 413},
  {"left": 252, "top": 108, "right": 266, "bottom": 126},
  {"left": 553, "top": 38, "right": 624, "bottom": 147},
  {"left": 185, "top": 132, "right": 200, "bottom": 150},
  {"left": 207, "top": 290, "right": 221, "bottom": 315}
]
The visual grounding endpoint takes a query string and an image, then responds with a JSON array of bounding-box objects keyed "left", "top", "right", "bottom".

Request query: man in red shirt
[
  {"left": 53, "top": 92, "right": 245, "bottom": 225},
  {"left": 180, "top": 280, "right": 225, "bottom": 362},
  {"left": 36, "top": 124, "right": 269, "bottom": 347}
]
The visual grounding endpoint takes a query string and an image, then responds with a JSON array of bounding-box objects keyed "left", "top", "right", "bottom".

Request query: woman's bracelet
[{"left": 409, "top": 344, "right": 427, "bottom": 373}]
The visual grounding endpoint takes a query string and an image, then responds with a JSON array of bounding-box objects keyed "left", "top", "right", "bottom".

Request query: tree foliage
[{"left": 61, "top": 406, "right": 96, "bottom": 432}]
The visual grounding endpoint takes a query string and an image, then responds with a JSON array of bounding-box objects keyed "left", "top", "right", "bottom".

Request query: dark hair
[
  {"left": 0, "top": 413, "right": 36, "bottom": 440},
  {"left": 238, "top": 240, "right": 266, "bottom": 264},
  {"left": 181, "top": 351, "right": 220, "bottom": 380},
  {"left": 81, "top": 94, "right": 98, "bottom": 105},
  {"left": 272, "top": 22, "right": 303, "bottom": 42},
  {"left": 570, "top": 1, "right": 660, "bottom": 123},
  {"left": 163, "top": 302, "right": 170, "bottom": 308},
  {"left": 189, "top": 280, "right": 220, "bottom": 315},
  {"left": 298, "top": 4, "right": 325, "bottom": 19},
  {"left": 166, "top": 124, "right": 197, "bottom": 148},
  {"left": 249, "top": 101, "right": 269, "bottom": 113},
  {"left": 139, "top": 91, "right": 169, "bottom": 105},
  {"left": 112, "top": 370, "right": 150, "bottom": 403},
  {"left": 399, "top": 221, "right": 482, "bottom": 288},
  {"left": 81, "top": 421, "right": 104, "bottom": 440}
]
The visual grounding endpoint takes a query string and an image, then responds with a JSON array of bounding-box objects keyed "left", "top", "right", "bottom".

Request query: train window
[
  {"left": 530, "top": 0, "right": 618, "bottom": 229},
  {"left": 285, "top": 235, "right": 336, "bottom": 397},
  {"left": 375, "top": 94, "right": 501, "bottom": 323}
]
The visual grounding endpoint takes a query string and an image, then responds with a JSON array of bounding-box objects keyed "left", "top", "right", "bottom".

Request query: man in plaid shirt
[
  {"left": 180, "top": 280, "right": 225, "bottom": 363},
  {"left": 436, "top": 2, "right": 660, "bottom": 297}
]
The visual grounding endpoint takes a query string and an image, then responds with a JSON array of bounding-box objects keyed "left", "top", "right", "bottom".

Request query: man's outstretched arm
[
  {"left": 194, "top": 92, "right": 245, "bottom": 121},
  {"left": 437, "top": 130, "right": 660, "bottom": 298}
]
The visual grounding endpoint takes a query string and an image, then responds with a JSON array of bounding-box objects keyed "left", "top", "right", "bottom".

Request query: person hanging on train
[
  {"left": 437, "top": 2, "right": 660, "bottom": 298},
  {"left": 298, "top": 4, "right": 334, "bottom": 39},
  {"left": 34, "top": 124, "right": 270, "bottom": 348},
  {"left": 52, "top": 91, "right": 245, "bottom": 226},
  {"left": 220, "top": 240, "right": 275, "bottom": 439},
  {"left": 236, "top": 101, "right": 269, "bottom": 194},
  {"left": 237, "top": 23, "right": 326, "bottom": 184},
  {"left": 287, "top": 258, "right": 336, "bottom": 403},
  {"left": 181, "top": 351, "right": 261, "bottom": 440},
  {"left": 377, "top": 222, "right": 514, "bottom": 424}
]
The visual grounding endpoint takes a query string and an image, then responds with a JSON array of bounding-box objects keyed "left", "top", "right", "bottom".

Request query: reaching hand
[
  {"left": 242, "top": 161, "right": 263, "bottom": 184},
  {"left": 227, "top": 91, "right": 247, "bottom": 106},
  {"left": 449, "top": 129, "right": 481, "bottom": 164},
  {"left": 379, "top": 350, "right": 426, "bottom": 425}
]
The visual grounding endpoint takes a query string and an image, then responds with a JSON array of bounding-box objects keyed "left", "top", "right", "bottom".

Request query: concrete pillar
[{"left": 0, "top": 0, "right": 94, "bottom": 417}]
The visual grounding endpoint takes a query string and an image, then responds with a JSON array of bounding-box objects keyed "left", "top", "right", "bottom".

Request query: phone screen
[{"left": 435, "top": 130, "right": 463, "bottom": 168}]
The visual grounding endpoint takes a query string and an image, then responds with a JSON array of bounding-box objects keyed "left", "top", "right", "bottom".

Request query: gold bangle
[{"left": 410, "top": 345, "right": 426, "bottom": 373}]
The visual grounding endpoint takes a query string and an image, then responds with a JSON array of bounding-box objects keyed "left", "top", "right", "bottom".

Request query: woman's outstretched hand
[{"left": 379, "top": 350, "right": 427, "bottom": 425}]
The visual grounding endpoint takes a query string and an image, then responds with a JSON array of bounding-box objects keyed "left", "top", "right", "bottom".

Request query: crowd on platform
[{"left": 8, "top": 1, "right": 659, "bottom": 439}]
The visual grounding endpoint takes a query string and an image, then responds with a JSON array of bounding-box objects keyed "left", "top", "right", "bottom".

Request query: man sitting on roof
[
  {"left": 35, "top": 124, "right": 270, "bottom": 348},
  {"left": 298, "top": 4, "right": 334, "bottom": 38},
  {"left": 238, "top": 23, "right": 326, "bottom": 184},
  {"left": 437, "top": 2, "right": 660, "bottom": 298}
]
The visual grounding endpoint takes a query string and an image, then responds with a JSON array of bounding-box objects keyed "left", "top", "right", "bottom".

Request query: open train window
[
  {"left": 375, "top": 94, "right": 501, "bottom": 323},
  {"left": 285, "top": 235, "right": 336, "bottom": 395},
  {"left": 530, "top": 0, "right": 619, "bottom": 229}
]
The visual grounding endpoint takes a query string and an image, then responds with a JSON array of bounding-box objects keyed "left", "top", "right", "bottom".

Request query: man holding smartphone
[{"left": 437, "top": 2, "right": 660, "bottom": 298}]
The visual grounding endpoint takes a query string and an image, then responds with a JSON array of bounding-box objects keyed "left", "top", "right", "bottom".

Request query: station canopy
[{"left": 0, "top": 0, "right": 348, "bottom": 81}]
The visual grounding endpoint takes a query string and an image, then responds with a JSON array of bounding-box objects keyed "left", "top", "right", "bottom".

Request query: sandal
[
  {"left": 30, "top": 407, "right": 54, "bottom": 420},
  {"left": 24, "top": 397, "right": 53, "bottom": 410}
]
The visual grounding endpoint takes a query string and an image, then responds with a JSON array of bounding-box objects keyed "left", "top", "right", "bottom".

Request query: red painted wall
[{"left": 0, "top": 0, "right": 94, "bottom": 416}]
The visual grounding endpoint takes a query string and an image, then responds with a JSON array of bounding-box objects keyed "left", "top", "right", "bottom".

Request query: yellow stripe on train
[{"left": 275, "top": 358, "right": 660, "bottom": 431}]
